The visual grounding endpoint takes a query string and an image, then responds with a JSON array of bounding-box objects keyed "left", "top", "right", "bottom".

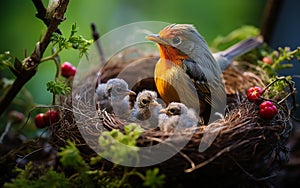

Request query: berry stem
[
  {"left": 262, "top": 76, "right": 296, "bottom": 106},
  {"left": 40, "top": 48, "right": 62, "bottom": 63}
]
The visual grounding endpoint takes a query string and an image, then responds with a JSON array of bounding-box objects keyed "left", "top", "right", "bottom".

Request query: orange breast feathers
[{"left": 154, "top": 44, "right": 199, "bottom": 109}]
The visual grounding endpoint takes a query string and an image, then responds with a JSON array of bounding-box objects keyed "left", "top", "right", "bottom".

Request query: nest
[{"left": 51, "top": 47, "right": 292, "bottom": 185}]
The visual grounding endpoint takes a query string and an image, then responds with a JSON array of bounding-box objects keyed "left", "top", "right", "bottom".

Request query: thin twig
[
  {"left": 91, "top": 23, "right": 106, "bottom": 64},
  {"left": 185, "top": 139, "right": 250, "bottom": 173},
  {"left": 144, "top": 136, "right": 196, "bottom": 170},
  {"left": 261, "top": 76, "right": 297, "bottom": 119},
  {"left": 52, "top": 47, "right": 61, "bottom": 105},
  {"left": 16, "top": 147, "right": 45, "bottom": 167}
]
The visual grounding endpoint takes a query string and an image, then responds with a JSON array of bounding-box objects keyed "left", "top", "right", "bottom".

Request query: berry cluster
[
  {"left": 34, "top": 110, "right": 60, "bottom": 128},
  {"left": 246, "top": 86, "right": 278, "bottom": 119}
]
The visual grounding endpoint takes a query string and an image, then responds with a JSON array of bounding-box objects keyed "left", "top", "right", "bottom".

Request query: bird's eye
[
  {"left": 116, "top": 87, "right": 122, "bottom": 92},
  {"left": 169, "top": 108, "right": 176, "bottom": 114},
  {"left": 172, "top": 37, "right": 181, "bottom": 45},
  {"left": 141, "top": 99, "right": 148, "bottom": 105}
]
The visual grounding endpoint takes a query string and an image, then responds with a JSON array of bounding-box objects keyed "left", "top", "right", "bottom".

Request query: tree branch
[
  {"left": 91, "top": 23, "right": 106, "bottom": 64},
  {"left": 32, "top": 0, "right": 48, "bottom": 25},
  {"left": 0, "top": 0, "right": 70, "bottom": 116},
  {"left": 260, "top": 0, "right": 283, "bottom": 44}
]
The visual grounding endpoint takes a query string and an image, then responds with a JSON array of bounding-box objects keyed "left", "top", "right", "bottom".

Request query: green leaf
[
  {"left": 4, "top": 163, "right": 70, "bottom": 188},
  {"left": 143, "top": 168, "right": 165, "bottom": 188},
  {"left": 0, "top": 52, "right": 14, "bottom": 71},
  {"left": 98, "top": 124, "right": 142, "bottom": 165},
  {"left": 46, "top": 80, "right": 71, "bottom": 96},
  {"left": 50, "top": 23, "right": 93, "bottom": 57},
  {"left": 58, "top": 140, "right": 89, "bottom": 171},
  {"left": 38, "top": 170, "right": 70, "bottom": 188},
  {"left": 266, "top": 76, "right": 294, "bottom": 99}
]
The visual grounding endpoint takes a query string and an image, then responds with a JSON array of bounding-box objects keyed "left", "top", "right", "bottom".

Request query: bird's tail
[{"left": 220, "top": 36, "right": 264, "bottom": 62}]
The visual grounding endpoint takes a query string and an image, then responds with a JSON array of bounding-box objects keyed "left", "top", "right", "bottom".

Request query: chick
[
  {"left": 158, "top": 102, "right": 199, "bottom": 132},
  {"left": 95, "top": 82, "right": 112, "bottom": 112},
  {"left": 131, "top": 90, "right": 162, "bottom": 128},
  {"left": 95, "top": 78, "right": 135, "bottom": 119}
]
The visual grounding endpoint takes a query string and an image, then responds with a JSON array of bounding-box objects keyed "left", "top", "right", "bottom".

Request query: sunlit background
[{"left": 0, "top": 0, "right": 270, "bottom": 105}]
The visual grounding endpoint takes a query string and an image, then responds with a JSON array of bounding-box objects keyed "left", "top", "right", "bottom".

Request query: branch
[
  {"left": 260, "top": 0, "right": 283, "bottom": 44},
  {"left": 0, "top": 0, "right": 70, "bottom": 116},
  {"left": 32, "top": 0, "right": 62, "bottom": 34},
  {"left": 32, "top": 0, "right": 47, "bottom": 25},
  {"left": 91, "top": 23, "right": 106, "bottom": 64}
]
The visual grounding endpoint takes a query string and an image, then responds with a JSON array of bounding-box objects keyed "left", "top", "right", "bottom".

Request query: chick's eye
[
  {"left": 116, "top": 87, "right": 122, "bottom": 92},
  {"left": 169, "top": 108, "right": 176, "bottom": 114},
  {"left": 172, "top": 37, "right": 181, "bottom": 45},
  {"left": 141, "top": 99, "right": 148, "bottom": 105}
]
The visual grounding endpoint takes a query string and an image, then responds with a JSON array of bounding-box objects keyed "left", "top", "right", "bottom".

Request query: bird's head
[
  {"left": 137, "top": 90, "right": 159, "bottom": 109},
  {"left": 147, "top": 24, "right": 209, "bottom": 60},
  {"left": 106, "top": 78, "right": 136, "bottom": 99},
  {"left": 160, "top": 102, "right": 188, "bottom": 116}
]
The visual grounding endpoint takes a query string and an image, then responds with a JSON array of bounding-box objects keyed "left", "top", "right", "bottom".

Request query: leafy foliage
[
  {"left": 46, "top": 80, "right": 71, "bottom": 96},
  {"left": 4, "top": 163, "right": 70, "bottom": 188},
  {"left": 58, "top": 140, "right": 89, "bottom": 171},
  {"left": 98, "top": 123, "right": 143, "bottom": 165},
  {"left": 143, "top": 168, "right": 166, "bottom": 188},
  {"left": 211, "top": 25, "right": 260, "bottom": 51},
  {"left": 257, "top": 46, "right": 300, "bottom": 77},
  {"left": 264, "top": 76, "right": 295, "bottom": 100},
  {"left": 51, "top": 23, "right": 93, "bottom": 57},
  {"left": 5, "top": 134, "right": 165, "bottom": 188},
  {"left": 0, "top": 52, "right": 14, "bottom": 71}
]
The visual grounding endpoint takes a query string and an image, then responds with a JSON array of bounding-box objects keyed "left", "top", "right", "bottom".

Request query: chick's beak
[
  {"left": 126, "top": 89, "right": 136, "bottom": 96},
  {"left": 146, "top": 34, "right": 168, "bottom": 45},
  {"left": 159, "top": 108, "right": 168, "bottom": 114},
  {"left": 151, "top": 100, "right": 159, "bottom": 106}
]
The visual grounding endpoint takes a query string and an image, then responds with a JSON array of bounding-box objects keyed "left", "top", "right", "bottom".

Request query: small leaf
[
  {"left": 0, "top": 52, "right": 14, "bottom": 70},
  {"left": 46, "top": 80, "right": 71, "bottom": 96},
  {"left": 143, "top": 168, "right": 165, "bottom": 188},
  {"left": 58, "top": 140, "right": 89, "bottom": 171}
]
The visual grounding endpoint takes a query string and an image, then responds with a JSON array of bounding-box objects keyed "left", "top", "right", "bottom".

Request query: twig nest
[{"left": 52, "top": 47, "right": 292, "bottom": 183}]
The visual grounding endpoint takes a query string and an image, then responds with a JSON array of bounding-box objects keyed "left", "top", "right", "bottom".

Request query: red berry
[
  {"left": 44, "top": 110, "right": 60, "bottom": 126},
  {"left": 262, "top": 56, "right": 273, "bottom": 65},
  {"left": 247, "top": 86, "right": 263, "bottom": 102},
  {"left": 259, "top": 101, "right": 278, "bottom": 119},
  {"left": 34, "top": 113, "right": 47, "bottom": 128},
  {"left": 61, "top": 62, "right": 76, "bottom": 78}
]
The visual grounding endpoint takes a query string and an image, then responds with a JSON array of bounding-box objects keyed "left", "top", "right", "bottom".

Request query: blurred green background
[{"left": 0, "top": 0, "right": 266, "bottom": 106}]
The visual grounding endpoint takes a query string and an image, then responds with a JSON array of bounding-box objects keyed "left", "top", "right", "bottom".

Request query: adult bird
[
  {"left": 158, "top": 102, "right": 199, "bottom": 132},
  {"left": 147, "top": 24, "right": 227, "bottom": 124},
  {"left": 213, "top": 36, "right": 263, "bottom": 71},
  {"left": 131, "top": 90, "right": 162, "bottom": 128},
  {"left": 95, "top": 78, "right": 135, "bottom": 119}
]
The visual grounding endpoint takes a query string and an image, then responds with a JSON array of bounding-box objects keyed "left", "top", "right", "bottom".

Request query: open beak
[{"left": 146, "top": 34, "right": 168, "bottom": 45}]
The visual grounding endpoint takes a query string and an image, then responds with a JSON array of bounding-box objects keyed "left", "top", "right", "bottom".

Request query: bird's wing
[{"left": 182, "top": 59, "right": 225, "bottom": 109}]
